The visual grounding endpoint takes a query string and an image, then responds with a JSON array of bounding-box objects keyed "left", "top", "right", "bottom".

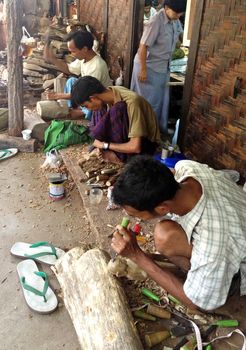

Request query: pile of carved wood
[
  {"left": 22, "top": 22, "right": 71, "bottom": 91},
  {"left": 0, "top": 50, "right": 40, "bottom": 107},
  {"left": 78, "top": 151, "right": 123, "bottom": 188},
  {"left": 23, "top": 19, "right": 102, "bottom": 93}
]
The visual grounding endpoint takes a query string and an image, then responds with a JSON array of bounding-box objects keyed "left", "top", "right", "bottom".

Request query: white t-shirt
[{"left": 68, "top": 54, "right": 112, "bottom": 88}]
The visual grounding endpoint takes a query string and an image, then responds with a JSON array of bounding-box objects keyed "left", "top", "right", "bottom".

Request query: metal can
[{"left": 161, "top": 148, "right": 169, "bottom": 160}]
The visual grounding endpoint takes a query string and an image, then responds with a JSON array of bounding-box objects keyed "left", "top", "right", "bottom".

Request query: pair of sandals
[{"left": 11, "top": 241, "right": 65, "bottom": 314}]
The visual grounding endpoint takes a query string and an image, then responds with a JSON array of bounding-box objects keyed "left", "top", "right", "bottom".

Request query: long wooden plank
[{"left": 61, "top": 149, "right": 124, "bottom": 250}]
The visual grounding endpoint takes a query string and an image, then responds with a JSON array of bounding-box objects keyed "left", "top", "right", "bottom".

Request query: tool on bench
[{"left": 177, "top": 319, "right": 239, "bottom": 350}]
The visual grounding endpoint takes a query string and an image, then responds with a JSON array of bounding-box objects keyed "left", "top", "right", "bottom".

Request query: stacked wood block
[
  {"left": 77, "top": 152, "right": 123, "bottom": 188},
  {"left": 184, "top": 0, "right": 246, "bottom": 178}
]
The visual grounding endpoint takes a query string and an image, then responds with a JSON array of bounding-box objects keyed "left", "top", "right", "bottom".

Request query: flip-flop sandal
[
  {"left": 0, "top": 148, "right": 18, "bottom": 160},
  {"left": 11, "top": 241, "right": 65, "bottom": 265},
  {"left": 17, "top": 259, "right": 58, "bottom": 314}
]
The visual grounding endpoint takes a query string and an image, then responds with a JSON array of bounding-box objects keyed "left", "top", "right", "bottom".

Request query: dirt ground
[
  {"left": 1, "top": 150, "right": 246, "bottom": 350},
  {"left": 0, "top": 152, "right": 93, "bottom": 350}
]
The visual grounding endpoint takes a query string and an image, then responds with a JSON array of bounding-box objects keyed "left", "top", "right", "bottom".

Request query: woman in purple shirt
[{"left": 131, "top": 0, "right": 186, "bottom": 134}]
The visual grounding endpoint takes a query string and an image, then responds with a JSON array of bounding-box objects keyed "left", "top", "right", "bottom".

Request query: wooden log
[
  {"left": 53, "top": 247, "right": 143, "bottom": 350},
  {"left": 101, "top": 168, "right": 118, "bottom": 175},
  {"left": 96, "top": 174, "right": 109, "bottom": 182},
  {"left": 54, "top": 76, "right": 67, "bottom": 93},
  {"left": 50, "top": 39, "right": 67, "bottom": 51},
  {"left": 25, "top": 57, "right": 58, "bottom": 70},
  {"left": 43, "top": 79, "right": 55, "bottom": 90},
  {"left": 42, "top": 73, "right": 55, "bottom": 82},
  {"left": 106, "top": 173, "right": 120, "bottom": 187},
  {"left": 6, "top": 0, "right": 24, "bottom": 136},
  {"left": 23, "top": 68, "right": 43, "bottom": 77},
  {"left": 24, "top": 110, "right": 49, "bottom": 142},
  {"left": 23, "top": 62, "right": 48, "bottom": 73},
  {"left": 0, "top": 134, "right": 37, "bottom": 152},
  {"left": 36, "top": 100, "right": 69, "bottom": 118}
]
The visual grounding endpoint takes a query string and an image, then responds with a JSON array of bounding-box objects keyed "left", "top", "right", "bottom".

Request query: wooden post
[
  {"left": 124, "top": 0, "right": 144, "bottom": 88},
  {"left": 178, "top": 0, "right": 205, "bottom": 149},
  {"left": 6, "top": 0, "right": 24, "bottom": 136}
]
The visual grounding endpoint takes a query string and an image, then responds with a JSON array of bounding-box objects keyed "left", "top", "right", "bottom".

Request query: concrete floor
[
  {"left": 0, "top": 152, "right": 93, "bottom": 350},
  {"left": 1, "top": 151, "right": 246, "bottom": 350}
]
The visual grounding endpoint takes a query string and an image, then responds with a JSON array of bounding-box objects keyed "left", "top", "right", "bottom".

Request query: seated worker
[
  {"left": 111, "top": 156, "right": 246, "bottom": 311},
  {"left": 43, "top": 30, "right": 111, "bottom": 119},
  {"left": 71, "top": 76, "right": 160, "bottom": 162}
]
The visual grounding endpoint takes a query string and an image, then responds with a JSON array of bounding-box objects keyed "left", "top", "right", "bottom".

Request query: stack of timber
[
  {"left": 0, "top": 50, "right": 41, "bottom": 108},
  {"left": 184, "top": 1, "right": 246, "bottom": 179},
  {"left": 77, "top": 151, "right": 123, "bottom": 188}
]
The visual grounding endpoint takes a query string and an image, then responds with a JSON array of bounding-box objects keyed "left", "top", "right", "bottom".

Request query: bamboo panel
[{"left": 184, "top": 0, "right": 246, "bottom": 178}]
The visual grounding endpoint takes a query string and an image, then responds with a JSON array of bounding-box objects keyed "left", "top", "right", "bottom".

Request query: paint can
[{"left": 48, "top": 173, "right": 66, "bottom": 201}]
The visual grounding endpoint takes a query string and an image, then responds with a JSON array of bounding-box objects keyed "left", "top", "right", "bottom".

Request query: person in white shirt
[
  {"left": 143, "top": 0, "right": 157, "bottom": 25},
  {"left": 44, "top": 31, "right": 111, "bottom": 119}
]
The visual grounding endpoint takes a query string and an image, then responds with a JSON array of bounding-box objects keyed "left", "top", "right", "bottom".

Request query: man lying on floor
[
  {"left": 111, "top": 156, "right": 246, "bottom": 310},
  {"left": 71, "top": 76, "right": 160, "bottom": 162}
]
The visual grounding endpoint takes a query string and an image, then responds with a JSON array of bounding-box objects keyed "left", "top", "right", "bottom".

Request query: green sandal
[
  {"left": 17, "top": 260, "right": 58, "bottom": 313},
  {"left": 11, "top": 241, "right": 65, "bottom": 265}
]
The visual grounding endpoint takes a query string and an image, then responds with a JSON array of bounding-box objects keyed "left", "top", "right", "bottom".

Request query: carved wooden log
[
  {"left": 24, "top": 111, "right": 48, "bottom": 142},
  {"left": 36, "top": 100, "right": 69, "bottom": 118},
  {"left": 53, "top": 248, "right": 143, "bottom": 350}
]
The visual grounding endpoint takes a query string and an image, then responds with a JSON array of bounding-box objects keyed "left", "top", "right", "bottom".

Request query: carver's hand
[
  {"left": 93, "top": 139, "right": 103, "bottom": 149},
  {"left": 138, "top": 67, "right": 147, "bottom": 82},
  {"left": 43, "top": 91, "right": 59, "bottom": 100},
  {"left": 111, "top": 225, "right": 142, "bottom": 260}
]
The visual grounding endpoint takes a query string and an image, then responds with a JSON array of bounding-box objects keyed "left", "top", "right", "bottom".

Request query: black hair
[
  {"left": 145, "top": 0, "right": 152, "bottom": 6},
  {"left": 66, "top": 30, "right": 94, "bottom": 50},
  {"left": 163, "top": 0, "right": 187, "bottom": 12},
  {"left": 71, "top": 76, "right": 107, "bottom": 108},
  {"left": 112, "top": 155, "right": 180, "bottom": 211}
]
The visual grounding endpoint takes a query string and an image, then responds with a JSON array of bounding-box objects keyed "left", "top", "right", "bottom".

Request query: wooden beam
[
  {"left": 124, "top": 0, "right": 145, "bottom": 88},
  {"left": 178, "top": 0, "right": 205, "bottom": 148},
  {"left": 6, "top": 0, "right": 24, "bottom": 137},
  {"left": 0, "top": 134, "right": 38, "bottom": 152}
]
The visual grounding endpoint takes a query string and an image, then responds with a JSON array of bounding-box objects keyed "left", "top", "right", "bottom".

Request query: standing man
[
  {"left": 131, "top": 0, "right": 186, "bottom": 133},
  {"left": 111, "top": 156, "right": 246, "bottom": 310},
  {"left": 44, "top": 30, "right": 111, "bottom": 119}
]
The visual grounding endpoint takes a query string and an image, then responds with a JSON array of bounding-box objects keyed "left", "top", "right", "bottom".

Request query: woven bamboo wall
[
  {"left": 184, "top": 0, "right": 246, "bottom": 178},
  {"left": 79, "top": 0, "right": 130, "bottom": 80},
  {"left": 79, "top": 0, "right": 104, "bottom": 32}
]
